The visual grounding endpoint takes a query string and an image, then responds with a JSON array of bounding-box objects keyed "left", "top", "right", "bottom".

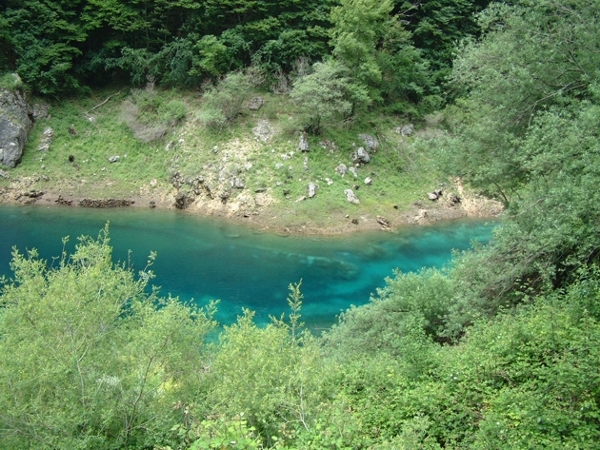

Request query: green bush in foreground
[{"left": 0, "top": 226, "right": 217, "bottom": 449}]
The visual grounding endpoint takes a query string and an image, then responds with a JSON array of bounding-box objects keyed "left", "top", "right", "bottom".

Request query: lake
[{"left": 0, "top": 206, "right": 496, "bottom": 329}]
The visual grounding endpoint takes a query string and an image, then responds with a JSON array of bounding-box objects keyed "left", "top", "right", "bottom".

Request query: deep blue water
[{"left": 0, "top": 206, "right": 496, "bottom": 329}]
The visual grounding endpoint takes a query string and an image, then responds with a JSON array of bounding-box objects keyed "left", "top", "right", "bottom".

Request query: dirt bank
[{"left": 0, "top": 177, "right": 503, "bottom": 236}]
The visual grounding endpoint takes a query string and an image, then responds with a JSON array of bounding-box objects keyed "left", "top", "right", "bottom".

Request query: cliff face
[{"left": 0, "top": 86, "right": 32, "bottom": 168}]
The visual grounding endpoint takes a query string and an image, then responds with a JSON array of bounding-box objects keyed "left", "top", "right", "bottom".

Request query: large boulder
[{"left": 0, "top": 86, "right": 33, "bottom": 168}]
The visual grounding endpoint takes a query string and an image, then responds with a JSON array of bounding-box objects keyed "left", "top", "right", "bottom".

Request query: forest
[{"left": 2, "top": 0, "right": 600, "bottom": 448}]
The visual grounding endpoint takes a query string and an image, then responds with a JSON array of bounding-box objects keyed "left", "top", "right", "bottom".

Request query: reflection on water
[{"left": 0, "top": 206, "right": 496, "bottom": 328}]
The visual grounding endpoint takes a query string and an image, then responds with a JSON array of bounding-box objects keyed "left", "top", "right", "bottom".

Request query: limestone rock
[
  {"left": 253, "top": 119, "right": 272, "bottom": 142},
  {"left": 414, "top": 209, "right": 428, "bottom": 224},
  {"left": 352, "top": 146, "right": 370, "bottom": 164},
  {"left": 308, "top": 182, "right": 316, "bottom": 198},
  {"left": 0, "top": 86, "right": 33, "bottom": 168},
  {"left": 364, "top": 176, "right": 372, "bottom": 185},
  {"left": 376, "top": 216, "right": 390, "bottom": 229},
  {"left": 108, "top": 155, "right": 120, "bottom": 163},
  {"left": 298, "top": 131, "right": 309, "bottom": 152},
  {"left": 319, "top": 139, "right": 337, "bottom": 152},
  {"left": 32, "top": 102, "right": 50, "bottom": 120},
  {"left": 38, "top": 127, "right": 54, "bottom": 152},
  {"left": 395, "top": 123, "right": 414, "bottom": 136},
  {"left": 349, "top": 167, "right": 358, "bottom": 179},
  {"left": 358, "top": 134, "right": 378, "bottom": 152},
  {"left": 230, "top": 176, "right": 245, "bottom": 189},
  {"left": 335, "top": 163, "right": 348, "bottom": 176},
  {"left": 248, "top": 96, "right": 264, "bottom": 110},
  {"left": 427, "top": 188, "right": 443, "bottom": 200},
  {"left": 344, "top": 189, "right": 360, "bottom": 205}
]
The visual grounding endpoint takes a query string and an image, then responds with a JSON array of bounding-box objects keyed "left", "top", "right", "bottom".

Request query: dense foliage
[
  {"left": 1, "top": 0, "right": 490, "bottom": 108},
  {"left": 2, "top": 0, "right": 600, "bottom": 448}
]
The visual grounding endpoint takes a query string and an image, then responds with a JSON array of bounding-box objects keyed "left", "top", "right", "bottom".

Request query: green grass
[{"left": 1, "top": 86, "right": 445, "bottom": 228}]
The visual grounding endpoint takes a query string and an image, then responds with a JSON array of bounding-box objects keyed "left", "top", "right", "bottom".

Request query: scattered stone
[
  {"left": 335, "top": 163, "right": 348, "bottom": 176},
  {"left": 37, "top": 127, "right": 54, "bottom": 152},
  {"left": 319, "top": 139, "right": 337, "bottom": 152},
  {"left": 351, "top": 218, "right": 359, "bottom": 225},
  {"left": 325, "top": 178, "right": 333, "bottom": 186},
  {"left": 364, "top": 176, "right": 372, "bottom": 185},
  {"left": 245, "top": 162, "right": 253, "bottom": 171},
  {"left": 32, "top": 102, "right": 50, "bottom": 120},
  {"left": 169, "top": 172, "right": 184, "bottom": 189},
  {"left": 22, "top": 190, "right": 43, "bottom": 198},
  {"left": 353, "top": 185, "right": 360, "bottom": 190},
  {"left": 108, "top": 155, "right": 120, "bottom": 163},
  {"left": 174, "top": 192, "right": 188, "bottom": 209},
  {"left": 253, "top": 119, "right": 272, "bottom": 142},
  {"left": 150, "top": 178, "right": 157, "bottom": 187},
  {"left": 40, "top": 174, "right": 49, "bottom": 182},
  {"left": 396, "top": 124, "right": 414, "bottom": 136},
  {"left": 448, "top": 192, "right": 461, "bottom": 204},
  {"left": 352, "top": 146, "right": 370, "bottom": 164},
  {"left": 275, "top": 162, "right": 284, "bottom": 170},
  {"left": 55, "top": 195, "right": 72, "bottom": 206},
  {"left": 0, "top": 85, "right": 33, "bottom": 167},
  {"left": 219, "top": 190, "right": 231, "bottom": 204},
  {"left": 296, "top": 195, "right": 306, "bottom": 202},
  {"left": 358, "top": 134, "right": 378, "bottom": 152},
  {"left": 68, "top": 124, "right": 77, "bottom": 136},
  {"left": 344, "top": 189, "right": 360, "bottom": 205},
  {"left": 303, "top": 156, "right": 309, "bottom": 171},
  {"left": 298, "top": 131, "right": 309, "bottom": 152},
  {"left": 348, "top": 166, "right": 358, "bottom": 179},
  {"left": 0, "top": 169, "right": 9, "bottom": 178},
  {"left": 308, "top": 182, "right": 317, "bottom": 198},
  {"left": 230, "top": 176, "right": 245, "bottom": 189},
  {"left": 248, "top": 96, "right": 264, "bottom": 110},
  {"left": 427, "top": 188, "right": 443, "bottom": 200},
  {"left": 377, "top": 216, "right": 390, "bottom": 229},
  {"left": 414, "top": 209, "right": 428, "bottom": 224}
]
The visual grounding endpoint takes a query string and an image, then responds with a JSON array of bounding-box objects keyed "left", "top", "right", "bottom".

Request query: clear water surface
[{"left": 0, "top": 206, "right": 496, "bottom": 329}]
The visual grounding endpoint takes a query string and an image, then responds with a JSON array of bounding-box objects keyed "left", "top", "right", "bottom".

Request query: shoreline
[{"left": 0, "top": 182, "right": 504, "bottom": 236}]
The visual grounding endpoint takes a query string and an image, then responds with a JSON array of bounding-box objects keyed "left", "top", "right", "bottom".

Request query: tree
[
  {"left": 433, "top": 0, "right": 600, "bottom": 323},
  {"left": 290, "top": 60, "right": 370, "bottom": 133},
  {"left": 4, "top": 0, "right": 91, "bottom": 94},
  {"left": 0, "top": 227, "right": 216, "bottom": 449}
]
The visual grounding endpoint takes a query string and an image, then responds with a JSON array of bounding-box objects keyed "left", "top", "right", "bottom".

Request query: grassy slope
[{"left": 1, "top": 87, "right": 449, "bottom": 230}]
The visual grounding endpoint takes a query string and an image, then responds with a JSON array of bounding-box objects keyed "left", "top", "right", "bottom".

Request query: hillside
[{"left": 0, "top": 85, "right": 500, "bottom": 234}]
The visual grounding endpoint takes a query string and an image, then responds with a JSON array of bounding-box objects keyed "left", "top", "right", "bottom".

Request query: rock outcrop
[{"left": 0, "top": 85, "right": 33, "bottom": 168}]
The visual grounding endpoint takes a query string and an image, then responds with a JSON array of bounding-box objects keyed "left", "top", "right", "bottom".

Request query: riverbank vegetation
[{"left": 3, "top": 0, "right": 600, "bottom": 448}]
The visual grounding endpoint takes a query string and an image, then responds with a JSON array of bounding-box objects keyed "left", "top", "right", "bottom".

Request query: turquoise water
[{"left": 0, "top": 206, "right": 496, "bottom": 329}]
